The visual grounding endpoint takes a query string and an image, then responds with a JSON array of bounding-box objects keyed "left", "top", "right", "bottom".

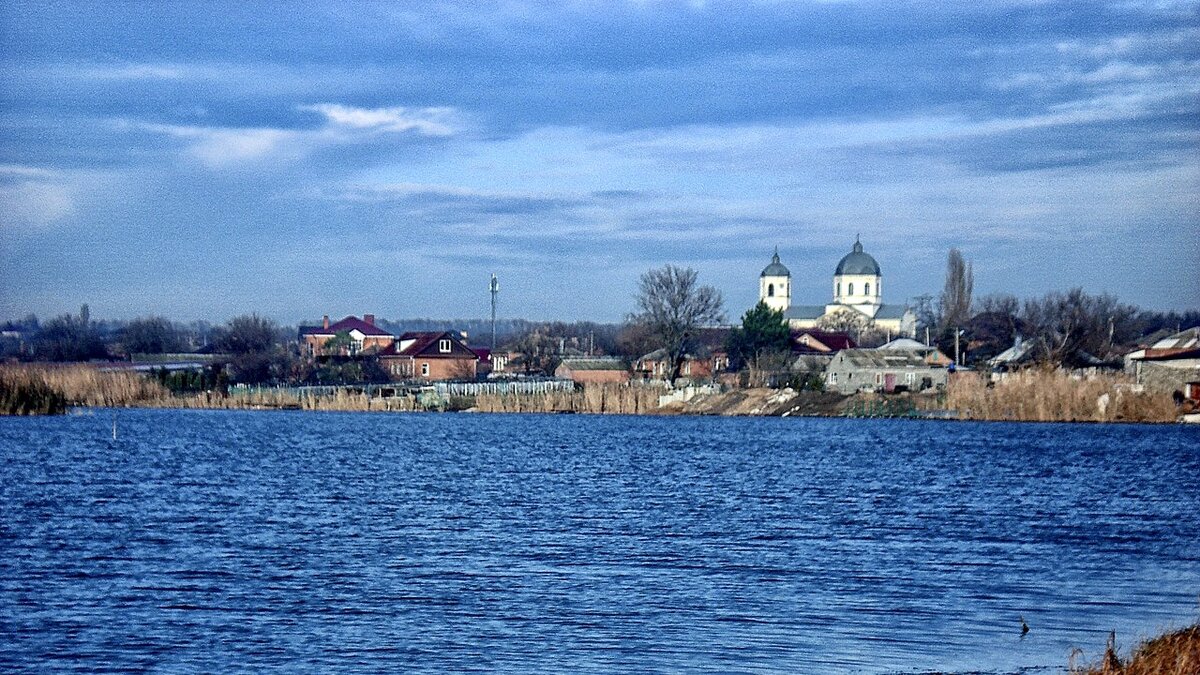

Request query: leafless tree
[
  {"left": 630, "top": 265, "right": 724, "bottom": 383},
  {"left": 938, "top": 248, "right": 973, "bottom": 331}
]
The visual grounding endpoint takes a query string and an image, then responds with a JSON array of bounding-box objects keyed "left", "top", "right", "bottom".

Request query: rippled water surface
[{"left": 1, "top": 410, "right": 1198, "bottom": 673}]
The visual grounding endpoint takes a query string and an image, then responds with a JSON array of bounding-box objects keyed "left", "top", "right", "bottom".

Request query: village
[{"left": 3, "top": 238, "right": 1198, "bottom": 421}]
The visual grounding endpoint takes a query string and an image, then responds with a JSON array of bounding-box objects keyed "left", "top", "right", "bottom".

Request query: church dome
[
  {"left": 761, "top": 248, "right": 790, "bottom": 277},
  {"left": 835, "top": 238, "right": 881, "bottom": 276}
]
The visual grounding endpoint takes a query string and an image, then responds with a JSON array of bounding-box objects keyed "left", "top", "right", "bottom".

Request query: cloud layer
[{"left": 0, "top": 0, "right": 1196, "bottom": 322}]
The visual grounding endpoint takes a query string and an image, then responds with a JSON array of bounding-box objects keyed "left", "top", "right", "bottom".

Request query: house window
[
  {"left": 849, "top": 283, "right": 855, "bottom": 296},
  {"left": 421, "top": 363, "right": 430, "bottom": 377},
  {"left": 906, "top": 372, "right": 916, "bottom": 385},
  {"left": 438, "top": 339, "right": 451, "bottom": 353},
  {"left": 768, "top": 283, "right": 775, "bottom": 297},
  {"left": 865, "top": 282, "right": 870, "bottom": 296},
  {"left": 828, "top": 372, "right": 838, "bottom": 385},
  {"left": 876, "top": 373, "right": 883, "bottom": 385}
]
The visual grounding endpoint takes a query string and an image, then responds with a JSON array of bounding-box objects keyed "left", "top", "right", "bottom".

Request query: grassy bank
[
  {"left": 943, "top": 369, "right": 1176, "bottom": 423},
  {"left": 1071, "top": 624, "right": 1200, "bottom": 674},
  {"left": 0, "top": 367, "right": 69, "bottom": 415}
]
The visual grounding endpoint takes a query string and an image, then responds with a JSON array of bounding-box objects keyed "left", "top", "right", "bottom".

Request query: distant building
[
  {"left": 378, "top": 331, "right": 478, "bottom": 381},
  {"left": 759, "top": 238, "right": 916, "bottom": 337},
  {"left": 824, "top": 348, "right": 948, "bottom": 394},
  {"left": 1124, "top": 327, "right": 1200, "bottom": 394},
  {"left": 792, "top": 329, "right": 857, "bottom": 354},
  {"left": 635, "top": 349, "right": 725, "bottom": 382},
  {"left": 298, "top": 314, "right": 394, "bottom": 357},
  {"left": 879, "top": 337, "right": 953, "bottom": 367},
  {"left": 555, "top": 357, "right": 631, "bottom": 385}
]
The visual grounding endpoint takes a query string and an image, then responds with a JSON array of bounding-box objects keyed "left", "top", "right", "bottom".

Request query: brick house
[
  {"left": 298, "top": 314, "right": 395, "bottom": 357},
  {"left": 378, "top": 331, "right": 478, "bottom": 381}
]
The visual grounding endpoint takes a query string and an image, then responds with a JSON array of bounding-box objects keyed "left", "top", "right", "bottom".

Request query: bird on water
[{"left": 1020, "top": 616, "right": 1030, "bottom": 636}]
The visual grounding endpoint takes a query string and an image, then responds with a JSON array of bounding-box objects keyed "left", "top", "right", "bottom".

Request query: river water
[{"left": 1, "top": 410, "right": 1197, "bottom": 673}]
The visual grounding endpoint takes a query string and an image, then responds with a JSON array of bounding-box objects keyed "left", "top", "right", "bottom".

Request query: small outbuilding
[{"left": 555, "top": 357, "right": 631, "bottom": 385}]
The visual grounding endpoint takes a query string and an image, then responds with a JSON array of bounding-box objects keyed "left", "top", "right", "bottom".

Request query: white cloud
[
  {"left": 0, "top": 181, "right": 75, "bottom": 226},
  {"left": 300, "top": 104, "right": 457, "bottom": 136}
]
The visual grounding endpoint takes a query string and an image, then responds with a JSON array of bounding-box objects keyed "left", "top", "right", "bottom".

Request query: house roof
[
  {"left": 299, "top": 315, "right": 393, "bottom": 338},
  {"left": 834, "top": 348, "right": 936, "bottom": 369},
  {"left": 558, "top": 357, "right": 628, "bottom": 371},
  {"left": 879, "top": 338, "right": 927, "bottom": 350},
  {"left": 793, "top": 329, "right": 857, "bottom": 352},
  {"left": 380, "top": 331, "right": 475, "bottom": 358},
  {"left": 1150, "top": 327, "right": 1200, "bottom": 351}
]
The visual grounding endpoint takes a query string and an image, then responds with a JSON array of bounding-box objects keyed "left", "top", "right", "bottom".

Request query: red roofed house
[
  {"left": 791, "top": 329, "right": 857, "bottom": 354},
  {"left": 378, "top": 331, "right": 478, "bottom": 381},
  {"left": 298, "top": 314, "right": 395, "bottom": 358}
]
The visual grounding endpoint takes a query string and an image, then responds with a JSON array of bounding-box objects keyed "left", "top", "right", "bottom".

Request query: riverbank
[
  {"left": 1071, "top": 624, "right": 1199, "bottom": 674},
  {"left": 1, "top": 364, "right": 1184, "bottom": 422}
]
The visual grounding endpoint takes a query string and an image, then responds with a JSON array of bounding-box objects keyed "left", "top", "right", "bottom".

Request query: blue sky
[{"left": 1, "top": 1, "right": 1197, "bottom": 324}]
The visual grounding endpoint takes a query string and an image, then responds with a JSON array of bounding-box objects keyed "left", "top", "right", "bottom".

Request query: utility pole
[{"left": 489, "top": 273, "right": 499, "bottom": 351}]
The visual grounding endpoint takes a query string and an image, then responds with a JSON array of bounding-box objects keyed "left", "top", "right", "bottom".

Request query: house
[
  {"left": 377, "top": 331, "right": 478, "bottom": 381},
  {"left": 1124, "top": 327, "right": 1200, "bottom": 394},
  {"left": 792, "top": 329, "right": 857, "bottom": 354},
  {"left": 555, "top": 357, "right": 631, "bottom": 385},
  {"left": 824, "top": 348, "right": 948, "bottom": 394},
  {"left": 298, "top": 314, "right": 394, "bottom": 357},
  {"left": 879, "top": 337, "right": 953, "bottom": 366},
  {"left": 635, "top": 348, "right": 727, "bottom": 382}
]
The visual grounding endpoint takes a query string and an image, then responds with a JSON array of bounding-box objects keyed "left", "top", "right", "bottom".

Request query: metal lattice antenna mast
[{"left": 489, "top": 273, "right": 500, "bottom": 350}]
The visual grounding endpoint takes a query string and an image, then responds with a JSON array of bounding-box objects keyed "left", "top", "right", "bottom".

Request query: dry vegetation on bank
[
  {"left": 475, "top": 384, "right": 662, "bottom": 414},
  {"left": 1071, "top": 625, "right": 1200, "bottom": 675},
  {"left": 1, "top": 364, "right": 166, "bottom": 413},
  {"left": 943, "top": 369, "right": 1176, "bottom": 423}
]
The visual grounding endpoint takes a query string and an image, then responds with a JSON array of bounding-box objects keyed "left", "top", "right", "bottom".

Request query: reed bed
[
  {"left": 0, "top": 367, "right": 68, "bottom": 415},
  {"left": 0, "top": 364, "right": 168, "bottom": 411},
  {"left": 1071, "top": 625, "right": 1200, "bottom": 675},
  {"left": 942, "top": 369, "right": 1176, "bottom": 423},
  {"left": 475, "top": 383, "right": 663, "bottom": 415}
]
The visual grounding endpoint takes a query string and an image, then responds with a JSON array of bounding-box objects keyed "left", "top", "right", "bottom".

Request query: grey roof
[
  {"left": 873, "top": 304, "right": 909, "bottom": 320},
  {"left": 878, "top": 338, "right": 927, "bottom": 350},
  {"left": 784, "top": 305, "right": 827, "bottom": 320},
  {"left": 557, "top": 357, "right": 628, "bottom": 371},
  {"left": 1151, "top": 327, "right": 1200, "bottom": 350},
  {"left": 834, "top": 239, "right": 881, "bottom": 276},
  {"left": 835, "top": 349, "right": 933, "bottom": 369},
  {"left": 760, "top": 248, "right": 791, "bottom": 277}
]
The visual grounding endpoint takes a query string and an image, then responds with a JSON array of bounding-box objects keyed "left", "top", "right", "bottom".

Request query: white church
[{"left": 759, "top": 238, "right": 916, "bottom": 337}]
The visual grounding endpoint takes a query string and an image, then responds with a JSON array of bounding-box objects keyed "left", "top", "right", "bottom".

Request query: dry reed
[
  {"left": 943, "top": 369, "right": 1176, "bottom": 423},
  {"left": 475, "top": 383, "right": 663, "bottom": 415},
  {"left": 1071, "top": 625, "right": 1200, "bottom": 675},
  {"left": 0, "top": 364, "right": 168, "bottom": 409}
]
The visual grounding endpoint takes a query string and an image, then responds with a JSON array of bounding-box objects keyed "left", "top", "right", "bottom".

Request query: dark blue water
[{"left": 1, "top": 410, "right": 1197, "bottom": 673}]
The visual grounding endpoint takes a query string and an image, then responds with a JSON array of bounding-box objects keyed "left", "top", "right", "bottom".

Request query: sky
[{"left": 1, "top": 1, "right": 1197, "bottom": 325}]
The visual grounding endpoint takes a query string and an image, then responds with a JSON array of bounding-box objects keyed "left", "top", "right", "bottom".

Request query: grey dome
[
  {"left": 835, "top": 238, "right": 881, "bottom": 276},
  {"left": 761, "top": 248, "right": 790, "bottom": 277}
]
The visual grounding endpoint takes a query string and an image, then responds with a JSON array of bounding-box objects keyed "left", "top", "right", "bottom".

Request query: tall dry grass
[
  {"left": 475, "top": 383, "right": 663, "bottom": 414},
  {"left": 943, "top": 369, "right": 1176, "bottom": 423},
  {"left": 0, "top": 367, "right": 68, "bottom": 415},
  {"left": 0, "top": 364, "right": 169, "bottom": 409},
  {"left": 1071, "top": 625, "right": 1200, "bottom": 674}
]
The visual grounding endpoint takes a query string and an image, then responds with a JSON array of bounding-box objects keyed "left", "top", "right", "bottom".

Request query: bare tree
[
  {"left": 938, "top": 248, "right": 973, "bottom": 331},
  {"left": 630, "top": 265, "right": 724, "bottom": 383}
]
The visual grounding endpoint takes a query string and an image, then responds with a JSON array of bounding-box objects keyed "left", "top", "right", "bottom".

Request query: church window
[
  {"left": 848, "top": 283, "right": 855, "bottom": 296},
  {"left": 837, "top": 282, "right": 841, "bottom": 297},
  {"left": 768, "top": 283, "right": 775, "bottom": 297},
  {"left": 865, "top": 282, "right": 870, "bottom": 296}
]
